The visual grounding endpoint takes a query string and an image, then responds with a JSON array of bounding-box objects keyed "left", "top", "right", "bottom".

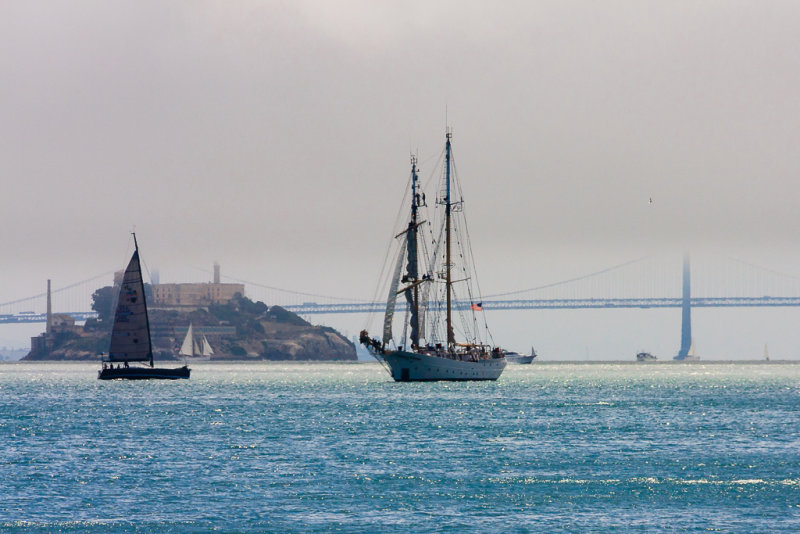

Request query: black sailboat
[{"left": 98, "top": 234, "right": 190, "bottom": 380}]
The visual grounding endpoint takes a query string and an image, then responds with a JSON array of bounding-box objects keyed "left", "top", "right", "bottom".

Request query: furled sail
[
  {"left": 404, "top": 219, "right": 420, "bottom": 347},
  {"left": 383, "top": 239, "right": 407, "bottom": 345},
  {"left": 179, "top": 323, "right": 195, "bottom": 356},
  {"left": 108, "top": 250, "right": 152, "bottom": 363},
  {"left": 417, "top": 279, "right": 431, "bottom": 342}
]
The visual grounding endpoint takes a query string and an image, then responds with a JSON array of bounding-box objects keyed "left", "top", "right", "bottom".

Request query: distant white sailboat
[
  {"left": 180, "top": 323, "right": 212, "bottom": 361},
  {"left": 764, "top": 344, "right": 769, "bottom": 362},
  {"left": 685, "top": 339, "right": 699, "bottom": 361},
  {"left": 201, "top": 335, "right": 214, "bottom": 357}
]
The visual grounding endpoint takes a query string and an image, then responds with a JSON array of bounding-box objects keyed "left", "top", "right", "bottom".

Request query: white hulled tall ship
[{"left": 360, "top": 130, "right": 506, "bottom": 381}]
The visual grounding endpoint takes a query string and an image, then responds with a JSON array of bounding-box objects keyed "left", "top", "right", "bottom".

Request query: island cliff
[{"left": 24, "top": 292, "right": 356, "bottom": 361}]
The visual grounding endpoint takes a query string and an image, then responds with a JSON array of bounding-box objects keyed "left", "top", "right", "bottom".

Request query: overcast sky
[{"left": 3, "top": 1, "right": 800, "bottom": 356}]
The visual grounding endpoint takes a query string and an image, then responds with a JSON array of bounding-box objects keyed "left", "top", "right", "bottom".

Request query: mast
[
  {"left": 445, "top": 130, "right": 454, "bottom": 346},
  {"left": 408, "top": 155, "right": 420, "bottom": 347},
  {"left": 133, "top": 233, "right": 155, "bottom": 368}
]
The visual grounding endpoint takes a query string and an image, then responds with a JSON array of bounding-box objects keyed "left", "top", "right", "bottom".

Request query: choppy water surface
[{"left": 1, "top": 362, "right": 799, "bottom": 532}]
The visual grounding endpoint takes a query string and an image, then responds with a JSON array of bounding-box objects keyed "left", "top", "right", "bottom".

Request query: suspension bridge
[{"left": 4, "top": 254, "right": 800, "bottom": 354}]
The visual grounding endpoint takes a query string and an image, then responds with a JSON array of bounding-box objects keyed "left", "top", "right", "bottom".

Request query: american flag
[{"left": 471, "top": 302, "right": 483, "bottom": 311}]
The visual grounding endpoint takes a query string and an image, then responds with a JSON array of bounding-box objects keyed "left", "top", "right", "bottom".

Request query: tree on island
[
  {"left": 91, "top": 286, "right": 115, "bottom": 323},
  {"left": 90, "top": 283, "right": 153, "bottom": 325}
]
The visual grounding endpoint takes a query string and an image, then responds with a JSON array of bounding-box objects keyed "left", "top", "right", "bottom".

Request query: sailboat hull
[
  {"left": 98, "top": 365, "right": 191, "bottom": 380},
  {"left": 381, "top": 350, "right": 506, "bottom": 381}
]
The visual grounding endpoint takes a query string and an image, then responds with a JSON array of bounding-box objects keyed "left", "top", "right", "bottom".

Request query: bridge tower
[
  {"left": 674, "top": 253, "right": 692, "bottom": 360},
  {"left": 46, "top": 279, "right": 52, "bottom": 337}
]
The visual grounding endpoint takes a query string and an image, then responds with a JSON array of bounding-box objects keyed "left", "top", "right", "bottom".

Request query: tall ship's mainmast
[{"left": 445, "top": 131, "right": 454, "bottom": 347}]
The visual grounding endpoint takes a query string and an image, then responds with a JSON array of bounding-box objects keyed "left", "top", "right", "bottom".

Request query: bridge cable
[{"left": 483, "top": 256, "right": 649, "bottom": 299}]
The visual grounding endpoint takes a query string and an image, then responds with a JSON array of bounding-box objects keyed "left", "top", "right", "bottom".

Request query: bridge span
[
  {"left": 5, "top": 253, "right": 800, "bottom": 330},
  {"left": 282, "top": 296, "right": 800, "bottom": 314},
  {"left": 3, "top": 296, "right": 800, "bottom": 324}
]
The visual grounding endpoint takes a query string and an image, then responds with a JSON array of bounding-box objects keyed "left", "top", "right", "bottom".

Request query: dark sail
[
  {"left": 404, "top": 221, "right": 419, "bottom": 346},
  {"left": 404, "top": 156, "right": 422, "bottom": 347},
  {"left": 108, "top": 250, "right": 153, "bottom": 363}
]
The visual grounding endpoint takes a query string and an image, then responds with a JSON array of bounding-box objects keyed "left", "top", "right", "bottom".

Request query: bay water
[{"left": 1, "top": 362, "right": 799, "bottom": 532}]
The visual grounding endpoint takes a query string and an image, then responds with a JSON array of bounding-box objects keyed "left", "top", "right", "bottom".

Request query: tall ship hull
[
  {"left": 98, "top": 365, "right": 190, "bottom": 380},
  {"left": 381, "top": 350, "right": 506, "bottom": 381}
]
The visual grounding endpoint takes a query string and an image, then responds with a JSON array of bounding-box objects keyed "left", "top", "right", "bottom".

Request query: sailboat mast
[
  {"left": 133, "top": 232, "right": 155, "bottom": 368},
  {"left": 445, "top": 130, "right": 454, "bottom": 346},
  {"left": 410, "top": 155, "right": 420, "bottom": 347}
]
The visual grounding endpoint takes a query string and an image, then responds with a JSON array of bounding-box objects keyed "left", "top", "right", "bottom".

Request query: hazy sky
[{"left": 3, "top": 1, "right": 800, "bottom": 356}]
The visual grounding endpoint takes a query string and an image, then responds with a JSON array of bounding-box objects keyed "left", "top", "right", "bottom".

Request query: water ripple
[{"left": 1, "top": 362, "right": 799, "bottom": 532}]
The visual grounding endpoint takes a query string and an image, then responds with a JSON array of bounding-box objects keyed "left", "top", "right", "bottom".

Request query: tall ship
[
  {"left": 98, "top": 234, "right": 190, "bottom": 380},
  {"left": 179, "top": 323, "right": 214, "bottom": 361},
  {"left": 360, "top": 130, "right": 506, "bottom": 381}
]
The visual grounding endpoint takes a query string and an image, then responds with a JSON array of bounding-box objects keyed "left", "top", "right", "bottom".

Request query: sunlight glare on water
[{"left": 1, "top": 362, "right": 799, "bottom": 532}]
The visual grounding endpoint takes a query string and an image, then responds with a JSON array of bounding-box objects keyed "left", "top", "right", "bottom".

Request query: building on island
[
  {"left": 150, "top": 262, "right": 244, "bottom": 309},
  {"left": 151, "top": 282, "right": 244, "bottom": 308}
]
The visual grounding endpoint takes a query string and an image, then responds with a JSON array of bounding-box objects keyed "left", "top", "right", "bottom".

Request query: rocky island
[{"left": 24, "top": 287, "right": 356, "bottom": 361}]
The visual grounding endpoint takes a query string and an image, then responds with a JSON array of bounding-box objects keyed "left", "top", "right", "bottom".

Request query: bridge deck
[{"left": 3, "top": 296, "right": 800, "bottom": 323}]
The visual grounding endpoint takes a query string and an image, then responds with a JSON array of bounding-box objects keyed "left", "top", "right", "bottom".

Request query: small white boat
[
  {"left": 636, "top": 352, "right": 657, "bottom": 362},
  {"left": 505, "top": 346, "right": 537, "bottom": 364},
  {"left": 684, "top": 340, "right": 699, "bottom": 361}
]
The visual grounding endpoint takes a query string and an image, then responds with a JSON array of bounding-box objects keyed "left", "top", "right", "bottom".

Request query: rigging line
[
  {"left": 483, "top": 256, "right": 650, "bottom": 298},
  {"left": 449, "top": 156, "right": 492, "bottom": 344},
  {"left": 0, "top": 271, "right": 116, "bottom": 307},
  {"left": 418, "top": 150, "right": 440, "bottom": 174},
  {"left": 450, "top": 155, "right": 480, "bottom": 295},
  {"left": 216, "top": 274, "right": 373, "bottom": 303},
  {"left": 717, "top": 254, "right": 800, "bottom": 283},
  {"left": 188, "top": 267, "right": 373, "bottom": 304},
  {"left": 366, "top": 170, "right": 421, "bottom": 330},
  {"left": 362, "top": 166, "right": 420, "bottom": 316},
  {"left": 421, "top": 148, "right": 446, "bottom": 196}
]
